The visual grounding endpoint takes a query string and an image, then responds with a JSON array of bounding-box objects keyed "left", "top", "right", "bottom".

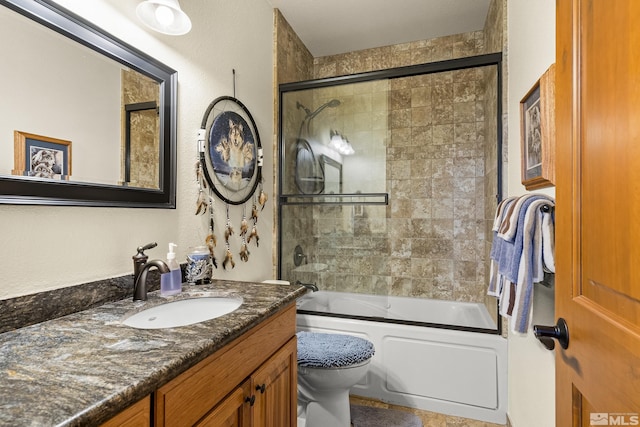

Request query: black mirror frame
[{"left": 0, "top": 0, "right": 177, "bottom": 208}]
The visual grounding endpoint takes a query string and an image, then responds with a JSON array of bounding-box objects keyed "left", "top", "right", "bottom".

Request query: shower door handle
[{"left": 533, "top": 318, "right": 569, "bottom": 351}]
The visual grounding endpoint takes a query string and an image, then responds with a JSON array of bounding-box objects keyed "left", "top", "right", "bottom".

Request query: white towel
[{"left": 542, "top": 212, "right": 555, "bottom": 273}]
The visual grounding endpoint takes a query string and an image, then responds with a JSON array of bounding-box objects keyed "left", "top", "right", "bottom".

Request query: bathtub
[{"left": 296, "top": 291, "right": 507, "bottom": 424}]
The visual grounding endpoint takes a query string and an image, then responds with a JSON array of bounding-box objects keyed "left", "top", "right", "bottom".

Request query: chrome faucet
[
  {"left": 295, "top": 280, "right": 318, "bottom": 292},
  {"left": 133, "top": 259, "right": 169, "bottom": 301}
]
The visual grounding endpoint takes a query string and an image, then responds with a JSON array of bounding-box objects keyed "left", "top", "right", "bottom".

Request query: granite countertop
[{"left": 0, "top": 280, "right": 306, "bottom": 427}]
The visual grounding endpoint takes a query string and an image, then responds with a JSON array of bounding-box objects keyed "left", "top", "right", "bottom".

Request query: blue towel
[
  {"left": 488, "top": 197, "right": 516, "bottom": 297},
  {"left": 511, "top": 198, "right": 555, "bottom": 333},
  {"left": 297, "top": 331, "right": 375, "bottom": 368},
  {"left": 488, "top": 194, "right": 555, "bottom": 334},
  {"left": 499, "top": 195, "right": 548, "bottom": 283},
  {"left": 490, "top": 195, "right": 548, "bottom": 283}
]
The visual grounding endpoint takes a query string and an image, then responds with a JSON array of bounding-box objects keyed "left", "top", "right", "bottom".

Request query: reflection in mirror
[
  {"left": 0, "top": 0, "right": 176, "bottom": 207},
  {"left": 124, "top": 102, "right": 159, "bottom": 188},
  {"left": 1, "top": 4, "right": 159, "bottom": 189},
  {"left": 122, "top": 69, "right": 160, "bottom": 189}
]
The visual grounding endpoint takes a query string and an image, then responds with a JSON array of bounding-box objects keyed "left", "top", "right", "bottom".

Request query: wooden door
[
  {"left": 252, "top": 338, "right": 297, "bottom": 427},
  {"left": 555, "top": 0, "right": 640, "bottom": 425}
]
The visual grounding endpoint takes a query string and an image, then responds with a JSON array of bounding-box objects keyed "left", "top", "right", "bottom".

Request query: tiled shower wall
[
  {"left": 276, "top": 1, "right": 504, "bottom": 309},
  {"left": 282, "top": 67, "right": 496, "bottom": 302},
  {"left": 382, "top": 67, "right": 494, "bottom": 301}
]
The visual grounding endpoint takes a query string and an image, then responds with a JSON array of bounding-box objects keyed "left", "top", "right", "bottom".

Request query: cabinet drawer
[{"left": 155, "top": 304, "right": 296, "bottom": 426}]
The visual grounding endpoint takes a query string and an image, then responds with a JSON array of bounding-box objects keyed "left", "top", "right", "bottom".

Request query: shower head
[
  {"left": 296, "top": 99, "right": 342, "bottom": 140},
  {"left": 326, "top": 99, "right": 341, "bottom": 108}
]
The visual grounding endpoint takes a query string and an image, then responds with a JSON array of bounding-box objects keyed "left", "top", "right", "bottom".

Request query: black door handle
[{"left": 533, "top": 318, "right": 569, "bottom": 350}]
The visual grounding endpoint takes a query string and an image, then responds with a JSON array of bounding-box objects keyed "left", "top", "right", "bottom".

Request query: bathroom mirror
[{"left": 0, "top": 0, "right": 177, "bottom": 207}]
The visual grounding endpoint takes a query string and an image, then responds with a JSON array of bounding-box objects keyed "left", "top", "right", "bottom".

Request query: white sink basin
[{"left": 122, "top": 297, "right": 243, "bottom": 329}]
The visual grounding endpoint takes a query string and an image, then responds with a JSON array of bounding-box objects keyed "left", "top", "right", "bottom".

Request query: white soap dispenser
[{"left": 160, "top": 243, "right": 182, "bottom": 296}]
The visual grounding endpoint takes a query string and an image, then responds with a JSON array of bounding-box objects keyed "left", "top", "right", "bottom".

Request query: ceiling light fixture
[{"left": 136, "top": 0, "right": 192, "bottom": 36}]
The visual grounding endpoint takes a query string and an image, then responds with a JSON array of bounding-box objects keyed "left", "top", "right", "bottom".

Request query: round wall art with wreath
[{"left": 198, "top": 95, "right": 263, "bottom": 205}]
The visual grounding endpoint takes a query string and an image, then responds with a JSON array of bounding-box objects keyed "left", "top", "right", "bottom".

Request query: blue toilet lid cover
[{"left": 297, "top": 331, "right": 375, "bottom": 368}]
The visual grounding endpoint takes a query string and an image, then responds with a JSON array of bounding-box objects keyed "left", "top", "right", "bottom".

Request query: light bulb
[{"left": 155, "top": 5, "right": 175, "bottom": 26}]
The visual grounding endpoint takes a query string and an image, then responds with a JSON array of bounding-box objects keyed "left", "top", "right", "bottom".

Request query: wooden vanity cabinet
[
  {"left": 100, "top": 396, "right": 151, "bottom": 427},
  {"left": 154, "top": 304, "right": 297, "bottom": 427}
]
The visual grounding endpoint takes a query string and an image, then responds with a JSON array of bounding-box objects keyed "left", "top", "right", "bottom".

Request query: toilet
[
  {"left": 296, "top": 331, "right": 375, "bottom": 427},
  {"left": 260, "top": 280, "right": 375, "bottom": 426}
]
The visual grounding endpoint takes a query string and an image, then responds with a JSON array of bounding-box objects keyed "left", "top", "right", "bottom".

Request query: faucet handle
[
  {"left": 133, "top": 242, "right": 157, "bottom": 282},
  {"left": 135, "top": 242, "right": 157, "bottom": 257}
]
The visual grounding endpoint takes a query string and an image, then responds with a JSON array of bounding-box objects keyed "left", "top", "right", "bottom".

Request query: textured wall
[
  {"left": 506, "top": 0, "right": 557, "bottom": 425},
  {"left": 274, "top": 10, "right": 314, "bottom": 85},
  {"left": 314, "top": 32, "right": 484, "bottom": 78}
]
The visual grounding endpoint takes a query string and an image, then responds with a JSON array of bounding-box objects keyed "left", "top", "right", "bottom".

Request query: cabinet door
[
  {"left": 196, "top": 380, "right": 251, "bottom": 427},
  {"left": 252, "top": 338, "right": 297, "bottom": 427},
  {"left": 100, "top": 396, "right": 151, "bottom": 427}
]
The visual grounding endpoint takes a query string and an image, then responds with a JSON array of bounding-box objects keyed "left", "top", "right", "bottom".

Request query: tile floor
[
  {"left": 349, "top": 396, "right": 506, "bottom": 427},
  {"left": 351, "top": 404, "right": 422, "bottom": 427}
]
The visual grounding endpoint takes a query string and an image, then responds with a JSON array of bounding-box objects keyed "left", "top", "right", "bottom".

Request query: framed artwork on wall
[
  {"left": 520, "top": 64, "right": 556, "bottom": 190},
  {"left": 199, "top": 96, "right": 262, "bottom": 205},
  {"left": 13, "top": 131, "right": 72, "bottom": 180}
]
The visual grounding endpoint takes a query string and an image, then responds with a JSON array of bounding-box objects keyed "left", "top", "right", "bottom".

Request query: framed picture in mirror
[{"left": 13, "top": 131, "right": 72, "bottom": 180}]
